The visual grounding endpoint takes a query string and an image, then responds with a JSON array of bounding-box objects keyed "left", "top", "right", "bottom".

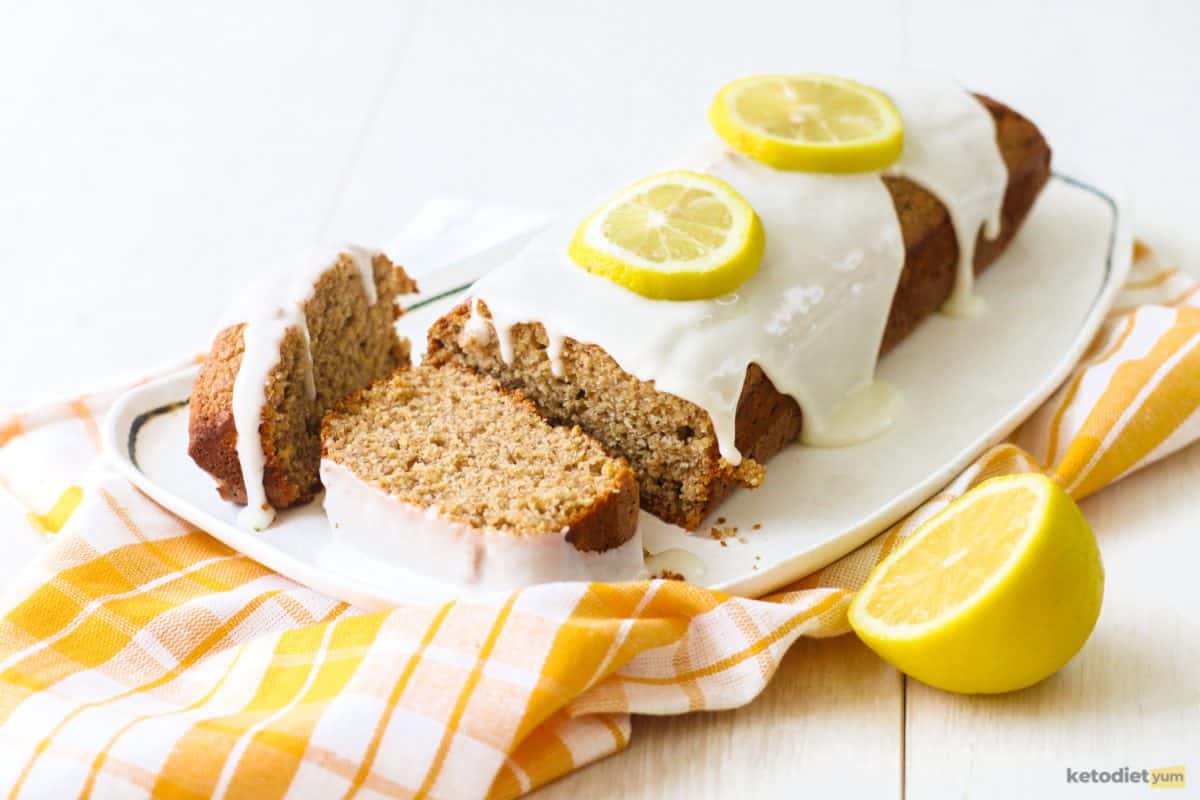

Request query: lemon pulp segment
[{"left": 863, "top": 481, "right": 1042, "bottom": 628}]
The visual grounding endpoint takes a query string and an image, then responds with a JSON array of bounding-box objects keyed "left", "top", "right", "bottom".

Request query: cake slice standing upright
[{"left": 188, "top": 246, "right": 417, "bottom": 529}]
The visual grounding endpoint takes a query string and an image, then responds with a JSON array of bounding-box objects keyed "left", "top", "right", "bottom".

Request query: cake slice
[
  {"left": 320, "top": 364, "right": 642, "bottom": 588},
  {"left": 188, "top": 246, "right": 417, "bottom": 528}
]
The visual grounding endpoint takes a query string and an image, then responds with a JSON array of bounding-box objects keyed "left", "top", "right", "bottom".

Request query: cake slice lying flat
[
  {"left": 320, "top": 365, "right": 643, "bottom": 589},
  {"left": 188, "top": 247, "right": 417, "bottom": 529}
]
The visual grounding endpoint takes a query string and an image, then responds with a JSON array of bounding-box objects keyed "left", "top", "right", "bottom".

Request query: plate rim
[{"left": 101, "top": 173, "right": 1133, "bottom": 604}]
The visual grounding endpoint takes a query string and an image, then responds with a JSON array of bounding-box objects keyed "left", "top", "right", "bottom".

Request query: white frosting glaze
[
  {"left": 225, "top": 244, "right": 381, "bottom": 531},
  {"left": 465, "top": 75, "right": 1007, "bottom": 465},
  {"left": 231, "top": 316, "right": 292, "bottom": 531},
  {"left": 321, "top": 459, "right": 647, "bottom": 588},
  {"left": 884, "top": 76, "right": 1008, "bottom": 315}
]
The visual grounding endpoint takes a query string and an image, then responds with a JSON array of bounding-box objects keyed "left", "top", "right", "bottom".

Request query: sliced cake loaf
[
  {"left": 425, "top": 95, "right": 1051, "bottom": 529},
  {"left": 320, "top": 364, "right": 643, "bottom": 588},
  {"left": 188, "top": 246, "right": 417, "bottom": 529}
]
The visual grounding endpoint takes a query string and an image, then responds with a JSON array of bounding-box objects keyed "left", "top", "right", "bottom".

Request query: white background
[{"left": 2, "top": 1, "right": 1198, "bottom": 798}]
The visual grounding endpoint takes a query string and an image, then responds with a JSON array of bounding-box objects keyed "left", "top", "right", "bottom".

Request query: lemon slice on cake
[
  {"left": 849, "top": 474, "right": 1104, "bottom": 694},
  {"left": 568, "top": 170, "right": 764, "bottom": 301},
  {"left": 709, "top": 74, "right": 904, "bottom": 173}
]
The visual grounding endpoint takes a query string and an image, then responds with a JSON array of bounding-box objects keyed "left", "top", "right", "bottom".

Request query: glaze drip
[
  {"left": 227, "top": 244, "right": 381, "bottom": 530},
  {"left": 884, "top": 76, "right": 1008, "bottom": 316}
]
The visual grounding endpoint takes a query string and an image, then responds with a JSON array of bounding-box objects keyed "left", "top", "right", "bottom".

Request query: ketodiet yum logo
[{"left": 1065, "top": 765, "right": 1186, "bottom": 789}]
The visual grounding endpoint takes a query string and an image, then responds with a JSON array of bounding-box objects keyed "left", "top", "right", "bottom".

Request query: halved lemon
[
  {"left": 568, "top": 170, "right": 764, "bottom": 301},
  {"left": 849, "top": 474, "right": 1104, "bottom": 694},
  {"left": 709, "top": 74, "right": 904, "bottom": 173}
]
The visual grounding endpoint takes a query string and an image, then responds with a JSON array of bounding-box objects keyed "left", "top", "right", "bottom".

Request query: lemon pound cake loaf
[
  {"left": 320, "top": 365, "right": 642, "bottom": 588},
  {"left": 188, "top": 246, "right": 417, "bottom": 529},
  {"left": 426, "top": 78, "right": 1051, "bottom": 530}
]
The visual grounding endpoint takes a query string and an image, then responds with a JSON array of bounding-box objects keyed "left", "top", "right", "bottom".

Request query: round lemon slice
[
  {"left": 709, "top": 74, "right": 904, "bottom": 173},
  {"left": 848, "top": 474, "right": 1104, "bottom": 694},
  {"left": 568, "top": 170, "right": 764, "bottom": 301}
]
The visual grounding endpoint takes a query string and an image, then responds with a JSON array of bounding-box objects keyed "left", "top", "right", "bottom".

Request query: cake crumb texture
[{"left": 321, "top": 365, "right": 639, "bottom": 552}]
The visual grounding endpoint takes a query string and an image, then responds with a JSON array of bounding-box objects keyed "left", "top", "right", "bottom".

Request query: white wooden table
[{"left": 3, "top": 2, "right": 1197, "bottom": 796}]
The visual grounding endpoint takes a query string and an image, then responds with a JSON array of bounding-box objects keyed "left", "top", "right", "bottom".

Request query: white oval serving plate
[{"left": 103, "top": 175, "right": 1131, "bottom": 609}]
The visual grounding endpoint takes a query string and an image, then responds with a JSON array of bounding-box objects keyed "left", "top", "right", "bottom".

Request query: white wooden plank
[{"left": 537, "top": 635, "right": 902, "bottom": 799}]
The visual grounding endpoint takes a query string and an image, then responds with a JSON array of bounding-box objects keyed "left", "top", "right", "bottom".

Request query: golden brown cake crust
[
  {"left": 426, "top": 95, "right": 1052, "bottom": 530},
  {"left": 561, "top": 448, "right": 640, "bottom": 553},
  {"left": 188, "top": 253, "right": 417, "bottom": 511},
  {"left": 187, "top": 322, "right": 260, "bottom": 505}
]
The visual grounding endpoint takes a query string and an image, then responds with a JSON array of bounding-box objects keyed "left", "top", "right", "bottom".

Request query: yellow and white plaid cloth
[{"left": 0, "top": 243, "right": 1196, "bottom": 799}]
